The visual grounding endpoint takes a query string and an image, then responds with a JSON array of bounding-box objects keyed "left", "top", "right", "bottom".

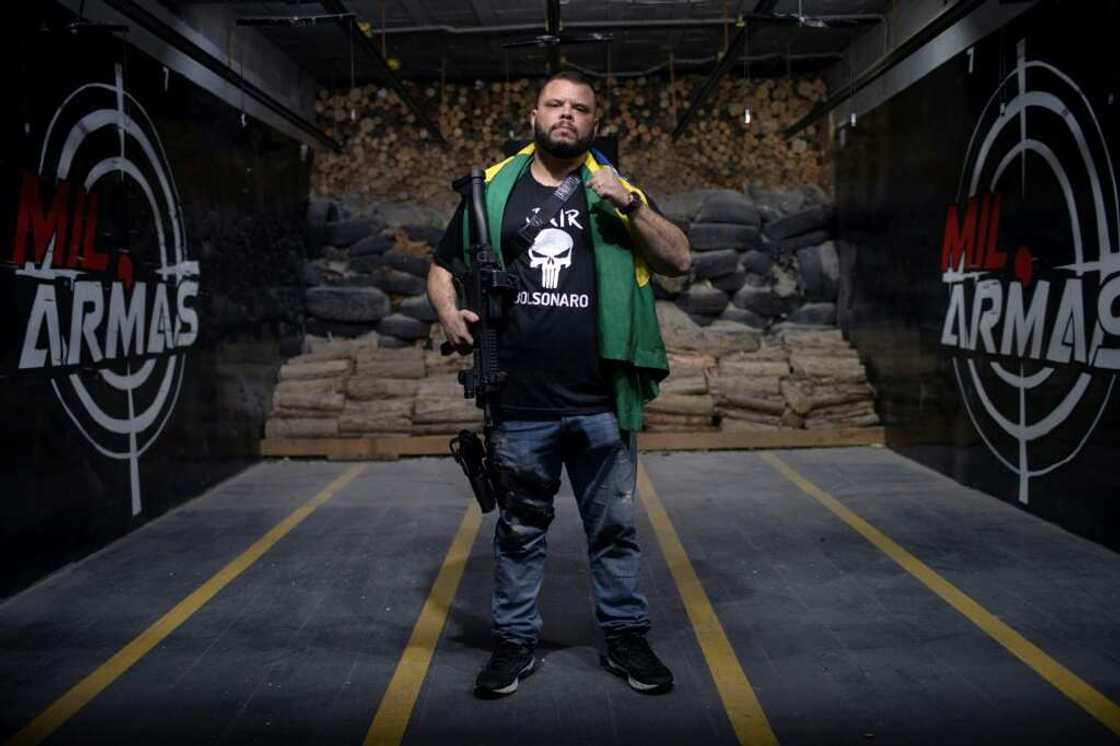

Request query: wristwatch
[{"left": 618, "top": 191, "right": 642, "bottom": 215}]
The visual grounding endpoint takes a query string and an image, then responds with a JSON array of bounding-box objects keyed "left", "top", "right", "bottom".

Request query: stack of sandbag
[
  {"left": 674, "top": 190, "right": 763, "bottom": 326},
  {"left": 341, "top": 345, "right": 424, "bottom": 437},
  {"left": 412, "top": 373, "right": 482, "bottom": 435},
  {"left": 413, "top": 325, "right": 481, "bottom": 435},
  {"left": 264, "top": 337, "right": 369, "bottom": 439},
  {"left": 777, "top": 327, "right": 879, "bottom": 429},
  {"left": 301, "top": 213, "right": 438, "bottom": 346},
  {"left": 652, "top": 302, "right": 718, "bottom": 430},
  {"left": 647, "top": 302, "right": 764, "bottom": 431},
  {"left": 710, "top": 339, "right": 796, "bottom": 431}
]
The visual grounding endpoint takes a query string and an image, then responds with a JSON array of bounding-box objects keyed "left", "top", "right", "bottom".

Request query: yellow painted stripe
[
  {"left": 364, "top": 501, "right": 483, "bottom": 746},
  {"left": 759, "top": 451, "right": 1120, "bottom": 738},
  {"left": 636, "top": 463, "right": 779, "bottom": 746},
  {"left": 5, "top": 464, "right": 368, "bottom": 746}
]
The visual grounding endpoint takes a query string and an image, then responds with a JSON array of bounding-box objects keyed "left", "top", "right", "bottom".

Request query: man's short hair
[{"left": 537, "top": 70, "right": 598, "bottom": 110}]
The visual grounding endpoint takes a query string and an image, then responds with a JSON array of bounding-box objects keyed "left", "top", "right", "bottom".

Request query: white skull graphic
[{"left": 528, "top": 227, "right": 573, "bottom": 289}]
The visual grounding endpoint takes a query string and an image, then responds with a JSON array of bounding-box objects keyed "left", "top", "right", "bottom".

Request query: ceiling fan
[
  {"left": 501, "top": 0, "right": 614, "bottom": 49},
  {"left": 770, "top": 0, "right": 875, "bottom": 29}
]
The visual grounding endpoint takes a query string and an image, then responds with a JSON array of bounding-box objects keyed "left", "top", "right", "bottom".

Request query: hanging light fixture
[
  {"left": 348, "top": 17, "right": 357, "bottom": 122},
  {"left": 742, "top": 24, "right": 752, "bottom": 126}
]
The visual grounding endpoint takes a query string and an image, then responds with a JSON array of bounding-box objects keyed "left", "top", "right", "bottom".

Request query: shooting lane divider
[
  {"left": 3, "top": 464, "right": 368, "bottom": 746},
  {"left": 363, "top": 501, "right": 482, "bottom": 746},
  {"left": 636, "top": 462, "right": 781, "bottom": 746},
  {"left": 758, "top": 451, "right": 1120, "bottom": 738}
]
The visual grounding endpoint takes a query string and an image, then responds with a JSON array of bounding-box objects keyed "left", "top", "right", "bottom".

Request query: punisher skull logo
[{"left": 528, "top": 227, "right": 573, "bottom": 289}]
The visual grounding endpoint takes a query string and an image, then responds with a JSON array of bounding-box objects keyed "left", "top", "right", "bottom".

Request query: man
[{"left": 427, "top": 71, "right": 690, "bottom": 698}]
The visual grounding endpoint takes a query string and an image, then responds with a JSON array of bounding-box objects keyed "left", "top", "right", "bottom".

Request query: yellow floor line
[
  {"left": 759, "top": 451, "right": 1120, "bottom": 738},
  {"left": 364, "top": 501, "right": 482, "bottom": 746},
  {"left": 636, "top": 462, "right": 780, "bottom": 746},
  {"left": 5, "top": 463, "right": 368, "bottom": 746}
]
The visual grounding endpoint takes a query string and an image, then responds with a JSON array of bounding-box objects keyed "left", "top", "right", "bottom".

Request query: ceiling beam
[
  {"left": 671, "top": 20, "right": 747, "bottom": 140},
  {"left": 99, "top": 0, "right": 341, "bottom": 150},
  {"left": 546, "top": 0, "right": 561, "bottom": 73},
  {"left": 782, "top": 0, "right": 986, "bottom": 137},
  {"left": 319, "top": 0, "right": 447, "bottom": 147}
]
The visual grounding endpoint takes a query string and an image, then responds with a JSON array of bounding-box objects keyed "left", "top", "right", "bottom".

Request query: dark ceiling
[{"left": 166, "top": 0, "right": 895, "bottom": 86}]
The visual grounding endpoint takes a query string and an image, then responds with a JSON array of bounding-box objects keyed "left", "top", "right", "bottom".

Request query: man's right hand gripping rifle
[{"left": 439, "top": 167, "right": 519, "bottom": 514}]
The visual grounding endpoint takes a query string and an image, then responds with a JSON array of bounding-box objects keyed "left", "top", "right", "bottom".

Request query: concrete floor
[{"left": 1, "top": 447, "right": 1118, "bottom": 745}]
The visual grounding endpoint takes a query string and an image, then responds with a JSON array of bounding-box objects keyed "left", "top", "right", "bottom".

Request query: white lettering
[
  {"left": 1093, "top": 275, "right": 1120, "bottom": 369},
  {"left": 147, "top": 283, "right": 173, "bottom": 355},
  {"left": 175, "top": 280, "right": 199, "bottom": 348},
  {"left": 19, "top": 284, "right": 63, "bottom": 369},
  {"left": 1045, "top": 278, "right": 1087, "bottom": 364},
  {"left": 516, "top": 291, "right": 592, "bottom": 309},
  {"left": 941, "top": 283, "right": 969, "bottom": 349},
  {"left": 68, "top": 281, "right": 104, "bottom": 365},
  {"left": 105, "top": 281, "right": 146, "bottom": 358},
  {"left": 972, "top": 279, "right": 1003, "bottom": 354},
  {"left": 1000, "top": 281, "right": 1049, "bottom": 359},
  {"left": 526, "top": 207, "right": 584, "bottom": 231}
]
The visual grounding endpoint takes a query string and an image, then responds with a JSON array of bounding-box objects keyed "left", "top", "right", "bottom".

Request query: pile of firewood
[{"left": 311, "top": 74, "right": 829, "bottom": 211}]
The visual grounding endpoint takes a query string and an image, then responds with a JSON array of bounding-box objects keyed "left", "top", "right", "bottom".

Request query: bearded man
[{"left": 427, "top": 70, "right": 690, "bottom": 697}]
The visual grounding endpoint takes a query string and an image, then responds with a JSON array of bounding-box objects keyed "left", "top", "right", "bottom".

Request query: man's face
[{"left": 531, "top": 79, "right": 597, "bottom": 159}]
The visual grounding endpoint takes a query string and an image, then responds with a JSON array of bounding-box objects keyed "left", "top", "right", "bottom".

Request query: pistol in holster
[{"left": 449, "top": 429, "right": 505, "bottom": 513}]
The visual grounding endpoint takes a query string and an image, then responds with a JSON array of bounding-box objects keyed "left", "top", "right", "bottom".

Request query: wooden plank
[
  {"left": 637, "top": 427, "right": 885, "bottom": 452},
  {"left": 259, "top": 428, "right": 885, "bottom": 459}
]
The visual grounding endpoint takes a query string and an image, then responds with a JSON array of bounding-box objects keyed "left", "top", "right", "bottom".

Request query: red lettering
[
  {"left": 11, "top": 172, "right": 70, "bottom": 266},
  {"left": 975, "top": 193, "right": 990, "bottom": 267},
  {"left": 983, "top": 192, "right": 1006, "bottom": 269},
  {"left": 940, "top": 196, "right": 979, "bottom": 271},
  {"left": 67, "top": 189, "right": 86, "bottom": 268}
]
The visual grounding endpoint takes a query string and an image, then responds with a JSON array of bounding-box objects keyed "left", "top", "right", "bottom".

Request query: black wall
[
  {"left": 0, "top": 4, "right": 308, "bottom": 598},
  {"left": 836, "top": 0, "right": 1120, "bottom": 550}
]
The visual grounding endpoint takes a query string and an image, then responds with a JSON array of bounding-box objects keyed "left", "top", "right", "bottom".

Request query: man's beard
[{"left": 533, "top": 120, "right": 593, "bottom": 159}]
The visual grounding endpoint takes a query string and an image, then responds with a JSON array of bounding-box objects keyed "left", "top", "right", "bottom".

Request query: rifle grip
[{"left": 441, "top": 340, "right": 473, "bottom": 356}]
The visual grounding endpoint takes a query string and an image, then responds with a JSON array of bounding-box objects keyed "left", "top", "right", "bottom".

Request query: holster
[{"left": 449, "top": 429, "right": 504, "bottom": 513}]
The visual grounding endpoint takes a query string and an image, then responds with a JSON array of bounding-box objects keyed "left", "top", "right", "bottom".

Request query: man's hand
[
  {"left": 588, "top": 170, "right": 692, "bottom": 277},
  {"left": 439, "top": 308, "right": 479, "bottom": 350},
  {"left": 587, "top": 166, "right": 632, "bottom": 210},
  {"left": 428, "top": 262, "right": 479, "bottom": 352}
]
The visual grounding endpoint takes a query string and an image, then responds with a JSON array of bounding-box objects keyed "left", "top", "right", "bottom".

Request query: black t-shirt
[{"left": 435, "top": 168, "right": 611, "bottom": 417}]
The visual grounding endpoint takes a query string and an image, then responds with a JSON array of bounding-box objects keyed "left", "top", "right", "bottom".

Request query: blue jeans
[{"left": 487, "top": 411, "right": 650, "bottom": 646}]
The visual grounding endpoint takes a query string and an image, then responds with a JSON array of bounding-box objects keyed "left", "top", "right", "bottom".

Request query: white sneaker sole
[{"left": 602, "top": 655, "right": 671, "bottom": 692}]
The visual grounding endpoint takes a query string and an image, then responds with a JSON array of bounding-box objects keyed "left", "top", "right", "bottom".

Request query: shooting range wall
[
  {"left": 0, "top": 4, "right": 309, "bottom": 598},
  {"left": 834, "top": 0, "right": 1120, "bottom": 550}
]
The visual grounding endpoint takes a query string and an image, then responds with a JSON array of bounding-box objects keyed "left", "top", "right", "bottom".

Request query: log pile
[{"left": 310, "top": 75, "right": 830, "bottom": 212}]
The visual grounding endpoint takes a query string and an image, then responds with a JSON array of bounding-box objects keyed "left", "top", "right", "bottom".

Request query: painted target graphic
[
  {"left": 941, "top": 39, "right": 1120, "bottom": 504},
  {"left": 18, "top": 64, "right": 200, "bottom": 515}
]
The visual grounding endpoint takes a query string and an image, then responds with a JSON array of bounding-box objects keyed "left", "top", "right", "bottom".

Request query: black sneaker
[
  {"left": 601, "top": 633, "right": 674, "bottom": 693},
  {"left": 475, "top": 639, "right": 536, "bottom": 697}
]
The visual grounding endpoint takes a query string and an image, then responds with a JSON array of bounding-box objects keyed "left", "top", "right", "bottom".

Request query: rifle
[{"left": 443, "top": 167, "right": 519, "bottom": 513}]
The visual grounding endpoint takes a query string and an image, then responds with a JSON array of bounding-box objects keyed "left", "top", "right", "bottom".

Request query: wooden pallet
[{"left": 258, "top": 428, "right": 885, "bottom": 460}]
